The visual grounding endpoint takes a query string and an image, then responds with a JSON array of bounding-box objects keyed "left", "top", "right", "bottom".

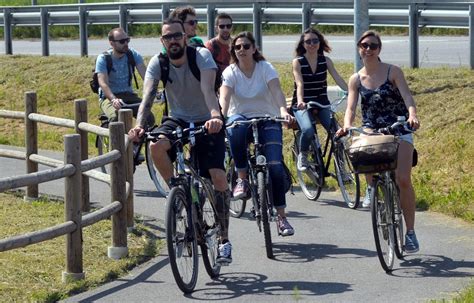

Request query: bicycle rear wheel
[
  {"left": 145, "top": 140, "right": 170, "bottom": 197},
  {"left": 334, "top": 142, "right": 360, "bottom": 209},
  {"left": 392, "top": 182, "right": 404, "bottom": 259},
  {"left": 371, "top": 179, "right": 395, "bottom": 273},
  {"left": 166, "top": 187, "right": 198, "bottom": 293},
  {"left": 96, "top": 135, "right": 109, "bottom": 174},
  {"left": 226, "top": 158, "right": 247, "bottom": 218},
  {"left": 258, "top": 171, "right": 274, "bottom": 259},
  {"left": 293, "top": 135, "right": 324, "bottom": 201},
  {"left": 199, "top": 180, "right": 221, "bottom": 278}
]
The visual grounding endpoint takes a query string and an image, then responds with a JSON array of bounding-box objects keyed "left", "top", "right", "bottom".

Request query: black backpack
[{"left": 90, "top": 50, "right": 139, "bottom": 94}]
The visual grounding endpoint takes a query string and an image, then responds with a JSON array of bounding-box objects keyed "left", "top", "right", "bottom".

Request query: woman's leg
[
  {"left": 396, "top": 141, "right": 416, "bottom": 231},
  {"left": 294, "top": 109, "right": 315, "bottom": 152}
]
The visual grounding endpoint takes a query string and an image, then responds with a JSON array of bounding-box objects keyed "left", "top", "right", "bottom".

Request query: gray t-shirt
[{"left": 146, "top": 47, "right": 217, "bottom": 122}]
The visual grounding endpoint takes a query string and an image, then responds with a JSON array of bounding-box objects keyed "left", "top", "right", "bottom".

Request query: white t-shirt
[{"left": 222, "top": 60, "right": 281, "bottom": 118}]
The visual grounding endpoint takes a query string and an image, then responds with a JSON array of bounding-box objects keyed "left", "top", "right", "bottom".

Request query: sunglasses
[
  {"left": 218, "top": 24, "right": 233, "bottom": 29},
  {"left": 234, "top": 43, "right": 251, "bottom": 51},
  {"left": 184, "top": 20, "right": 198, "bottom": 26},
  {"left": 359, "top": 42, "right": 380, "bottom": 50},
  {"left": 162, "top": 32, "right": 185, "bottom": 42},
  {"left": 112, "top": 37, "right": 130, "bottom": 44},
  {"left": 304, "top": 38, "right": 320, "bottom": 45}
]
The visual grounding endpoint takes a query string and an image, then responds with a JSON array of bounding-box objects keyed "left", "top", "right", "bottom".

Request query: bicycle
[
  {"left": 226, "top": 116, "right": 288, "bottom": 259},
  {"left": 145, "top": 125, "right": 221, "bottom": 293},
  {"left": 291, "top": 95, "right": 360, "bottom": 208},
  {"left": 96, "top": 101, "right": 141, "bottom": 174},
  {"left": 345, "top": 118, "right": 414, "bottom": 272}
]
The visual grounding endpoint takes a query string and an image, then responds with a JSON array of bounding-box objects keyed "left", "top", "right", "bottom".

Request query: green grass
[
  {"left": 0, "top": 192, "right": 162, "bottom": 302},
  {"left": 0, "top": 55, "right": 473, "bottom": 301}
]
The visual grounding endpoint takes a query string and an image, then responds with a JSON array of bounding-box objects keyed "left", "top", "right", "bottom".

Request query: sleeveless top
[
  {"left": 358, "top": 65, "right": 409, "bottom": 132},
  {"left": 291, "top": 54, "right": 329, "bottom": 107}
]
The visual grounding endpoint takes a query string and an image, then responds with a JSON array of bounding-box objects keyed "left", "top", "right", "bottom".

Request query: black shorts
[{"left": 154, "top": 116, "right": 226, "bottom": 178}]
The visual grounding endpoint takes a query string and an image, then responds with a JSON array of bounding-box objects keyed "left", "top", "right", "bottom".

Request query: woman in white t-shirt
[{"left": 219, "top": 31, "right": 296, "bottom": 237}]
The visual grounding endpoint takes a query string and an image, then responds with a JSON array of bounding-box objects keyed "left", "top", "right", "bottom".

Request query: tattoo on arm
[{"left": 137, "top": 78, "right": 159, "bottom": 126}]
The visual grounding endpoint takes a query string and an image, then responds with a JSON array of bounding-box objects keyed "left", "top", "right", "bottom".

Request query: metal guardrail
[{"left": 1, "top": 0, "right": 473, "bottom": 68}]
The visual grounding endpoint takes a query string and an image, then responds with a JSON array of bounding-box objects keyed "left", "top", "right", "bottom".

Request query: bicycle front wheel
[
  {"left": 293, "top": 136, "right": 324, "bottom": 201},
  {"left": 258, "top": 171, "right": 274, "bottom": 259},
  {"left": 334, "top": 143, "right": 360, "bottom": 209},
  {"left": 392, "top": 182, "right": 405, "bottom": 259},
  {"left": 199, "top": 179, "right": 221, "bottom": 278},
  {"left": 371, "top": 179, "right": 395, "bottom": 273},
  {"left": 226, "top": 158, "right": 246, "bottom": 218},
  {"left": 166, "top": 187, "right": 198, "bottom": 293},
  {"left": 146, "top": 140, "right": 170, "bottom": 197}
]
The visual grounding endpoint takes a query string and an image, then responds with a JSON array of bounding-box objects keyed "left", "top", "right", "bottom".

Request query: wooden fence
[{"left": 0, "top": 91, "right": 135, "bottom": 282}]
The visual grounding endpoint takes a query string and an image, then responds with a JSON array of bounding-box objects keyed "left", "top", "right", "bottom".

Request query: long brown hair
[
  {"left": 294, "top": 28, "right": 331, "bottom": 57},
  {"left": 230, "top": 31, "right": 266, "bottom": 64}
]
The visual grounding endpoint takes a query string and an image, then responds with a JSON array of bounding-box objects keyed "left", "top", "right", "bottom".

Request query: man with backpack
[
  {"left": 205, "top": 13, "right": 233, "bottom": 75},
  {"left": 95, "top": 27, "right": 154, "bottom": 126},
  {"left": 128, "top": 19, "right": 233, "bottom": 265}
]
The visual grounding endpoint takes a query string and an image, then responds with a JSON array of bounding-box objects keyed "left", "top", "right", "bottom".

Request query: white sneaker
[
  {"left": 362, "top": 186, "right": 372, "bottom": 208},
  {"left": 216, "top": 241, "right": 232, "bottom": 265},
  {"left": 297, "top": 152, "right": 309, "bottom": 172}
]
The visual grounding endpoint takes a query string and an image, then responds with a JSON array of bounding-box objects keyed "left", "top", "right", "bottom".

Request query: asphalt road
[
  {"left": 0, "top": 35, "right": 470, "bottom": 67},
  {"left": 1, "top": 145, "right": 473, "bottom": 302}
]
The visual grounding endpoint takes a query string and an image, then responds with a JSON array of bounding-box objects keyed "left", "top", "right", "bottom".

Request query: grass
[
  {"left": 0, "top": 55, "right": 473, "bottom": 301},
  {"left": 0, "top": 191, "right": 163, "bottom": 302}
]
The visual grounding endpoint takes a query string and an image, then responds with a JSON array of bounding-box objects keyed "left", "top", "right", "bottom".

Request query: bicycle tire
[
  {"left": 258, "top": 171, "right": 274, "bottom": 259},
  {"left": 226, "top": 158, "right": 247, "bottom": 218},
  {"left": 371, "top": 179, "right": 395, "bottom": 273},
  {"left": 199, "top": 179, "right": 221, "bottom": 278},
  {"left": 145, "top": 140, "right": 170, "bottom": 197},
  {"left": 166, "top": 187, "right": 198, "bottom": 293},
  {"left": 392, "top": 182, "right": 405, "bottom": 259},
  {"left": 293, "top": 135, "right": 324, "bottom": 201},
  {"left": 96, "top": 135, "right": 109, "bottom": 174},
  {"left": 334, "top": 142, "right": 360, "bottom": 209}
]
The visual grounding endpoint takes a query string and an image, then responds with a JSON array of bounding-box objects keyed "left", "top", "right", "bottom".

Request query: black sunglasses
[
  {"left": 304, "top": 38, "right": 320, "bottom": 45},
  {"left": 184, "top": 20, "right": 198, "bottom": 26},
  {"left": 218, "top": 24, "right": 233, "bottom": 29},
  {"left": 162, "top": 32, "right": 185, "bottom": 42},
  {"left": 112, "top": 37, "right": 130, "bottom": 44},
  {"left": 359, "top": 42, "right": 380, "bottom": 50},
  {"left": 234, "top": 43, "right": 251, "bottom": 51}
]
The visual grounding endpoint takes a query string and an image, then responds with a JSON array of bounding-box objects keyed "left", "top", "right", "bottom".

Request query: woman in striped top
[{"left": 291, "top": 28, "right": 347, "bottom": 172}]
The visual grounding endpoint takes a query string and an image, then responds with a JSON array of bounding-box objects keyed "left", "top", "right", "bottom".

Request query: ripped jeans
[{"left": 226, "top": 114, "right": 287, "bottom": 208}]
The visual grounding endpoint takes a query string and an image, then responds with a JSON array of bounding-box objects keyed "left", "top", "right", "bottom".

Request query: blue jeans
[
  {"left": 226, "top": 115, "right": 287, "bottom": 208},
  {"left": 294, "top": 107, "right": 332, "bottom": 152}
]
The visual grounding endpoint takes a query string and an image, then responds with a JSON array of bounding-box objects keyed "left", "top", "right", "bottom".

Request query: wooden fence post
[
  {"left": 62, "top": 134, "right": 85, "bottom": 282},
  {"left": 108, "top": 122, "right": 128, "bottom": 259},
  {"left": 24, "top": 91, "right": 38, "bottom": 201},
  {"left": 74, "top": 99, "right": 90, "bottom": 212},
  {"left": 119, "top": 109, "right": 134, "bottom": 229}
]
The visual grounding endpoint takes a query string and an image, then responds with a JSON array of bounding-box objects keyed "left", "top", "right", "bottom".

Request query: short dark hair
[
  {"left": 170, "top": 5, "right": 196, "bottom": 22},
  {"left": 215, "top": 12, "right": 233, "bottom": 25},
  {"left": 294, "top": 27, "right": 331, "bottom": 57},
  {"left": 162, "top": 18, "right": 185, "bottom": 33},
  {"left": 108, "top": 27, "right": 126, "bottom": 41},
  {"left": 230, "top": 31, "right": 265, "bottom": 64}
]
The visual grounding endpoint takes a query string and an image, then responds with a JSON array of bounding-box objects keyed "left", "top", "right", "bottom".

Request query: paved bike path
[{"left": 1, "top": 145, "right": 473, "bottom": 302}]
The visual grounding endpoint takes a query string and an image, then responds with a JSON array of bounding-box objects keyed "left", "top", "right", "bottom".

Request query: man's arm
[
  {"left": 200, "top": 68, "right": 223, "bottom": 134},
  {"left": 136, "top": 62, "right": 147, "bottom": 80},
  {"left": 136, "top": 77, "right": 158, "bottom": 127}
]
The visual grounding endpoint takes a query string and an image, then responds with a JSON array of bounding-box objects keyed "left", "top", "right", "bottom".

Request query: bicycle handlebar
[
  {"left": 292, "top": 94, "right": 347, "bottom": 112},
  {"left": 147, "top": 125, "right": 207, "bottom": 141},
  {"left": 225, "top": 116, "right": 288, "bottom": 129},
  {"left": 346, "top": 119, "right": 414, "bottom": 137}
]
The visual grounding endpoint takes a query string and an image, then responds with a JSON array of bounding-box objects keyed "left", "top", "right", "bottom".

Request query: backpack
[
  {"left": 90, "top": 49, "right": 139, "bottom": 94},
  {"left": 158, "top": 46, "right": 222, "bottom": 115}
]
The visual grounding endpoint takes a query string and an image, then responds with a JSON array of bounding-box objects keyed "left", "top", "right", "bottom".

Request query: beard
[
  {"left": 168, "top": 44, "right": 185, "bottom": 59},
  {"left": 220, "top": 32, "right": 231, "bottom": 41},
  {"left": 116, "top": 45, "right": 129, "bottom": 54}
]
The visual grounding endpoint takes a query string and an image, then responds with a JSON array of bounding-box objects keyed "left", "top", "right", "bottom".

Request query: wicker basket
[{"left": 346, "top": 135, "right": 399, "bottom": 174}]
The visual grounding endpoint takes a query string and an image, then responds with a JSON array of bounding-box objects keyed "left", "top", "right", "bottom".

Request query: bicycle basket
[{"left": 346, "top": 135, "right": 399, "bottom": 174}]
